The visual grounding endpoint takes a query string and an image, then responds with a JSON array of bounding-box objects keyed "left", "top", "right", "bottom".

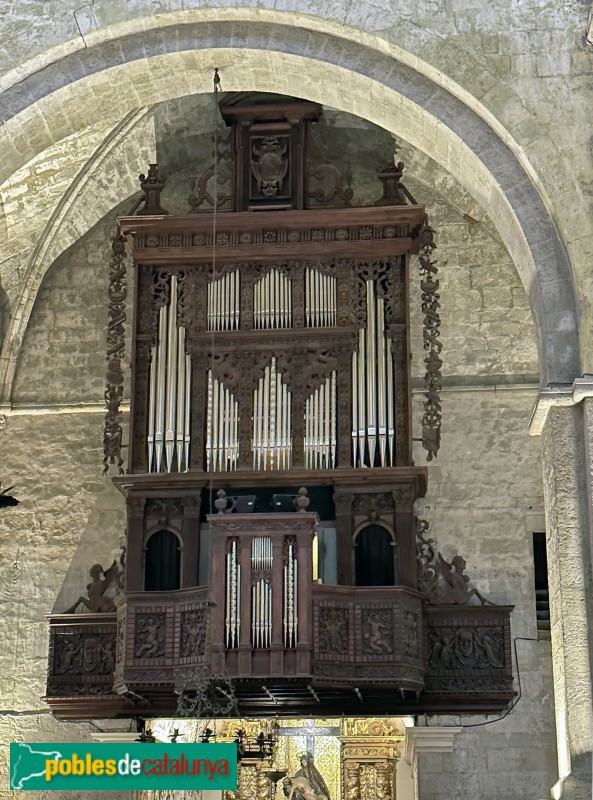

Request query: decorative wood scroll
[
  {"left": 418, "top": 221, "right": 443, "bottom": 460},
  {"left": 103, "top": 232, "right": 127, "bottom": 474}
]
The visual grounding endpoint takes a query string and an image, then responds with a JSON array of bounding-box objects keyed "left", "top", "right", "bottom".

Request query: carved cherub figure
[
  {"left": 363, "top": 613, "right": 392, "bottom": 654},
  {"left": 65, "top": 561, "right": 118, "bottom": 614}
]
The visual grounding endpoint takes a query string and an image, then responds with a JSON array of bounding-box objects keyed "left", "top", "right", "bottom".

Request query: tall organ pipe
[
  {"left": 206, "top": 371, "right": 239, "bottom": 472},
  {"left": 352, "top": 279, "right": 395, "bottom": 467},
  {"left": 148, "top": 277, "right": 191, "bottom": 473},
  {"left": 304, "top": 372, "right": 337, "bottom": 469},
  {"left": 148, "top": 345, "right": 157, "bottom": 471},
  {"left": 253, "top": 358, "right": 291, "bottom": 470},
  {"left": 254, "top": 269, "right": 291, "bottom": 329}
]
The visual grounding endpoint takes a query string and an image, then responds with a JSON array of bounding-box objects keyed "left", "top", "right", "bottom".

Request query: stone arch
[{"left": 0, "top": 14, "right": 579, "bottom": 397}]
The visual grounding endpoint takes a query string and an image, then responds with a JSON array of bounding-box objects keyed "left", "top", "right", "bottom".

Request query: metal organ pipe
[
  {"left": 305, "top": 267, "right": 337, "bottom": 327},
  {"left": 352, "top": 279, "right": 396, "bottom": 467},
  {"left": 147, "top": 275, "right": 192, "bottom": 473},
  {"left": 251, "top": 537, "right": 272, "bottom": 649},
  {"left": 206, "top": 370, "right": 239, "bottom": 472},
  {"left": 283, "top": 542, "right": 298, "bottom": 647},
  {"left": 304, "top": 372, "right": 336, "bottom": 469},
  {"left": 208, "top": 270, "right": 240, "bottom": 331},
  {"left": 225, "top": 540, "right": 240, "bottom": 648},
  {"left": 252, "top": 358, "right": 291, "bottom": 470},
  {"left": 254, "top": 269, "right": 292, "bottom": 329}
]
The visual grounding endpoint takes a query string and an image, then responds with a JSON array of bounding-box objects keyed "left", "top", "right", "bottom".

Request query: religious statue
[
  {"left": 65, "top": 561, "right": 118, "bottom": 614},
  {"left": 284, "top": 754, "right": 330, "bottom": 800}
]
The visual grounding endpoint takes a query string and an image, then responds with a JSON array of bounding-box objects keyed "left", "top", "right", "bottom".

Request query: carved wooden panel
[{"left": 47, "top": 616, "right": 117, "bottom": 697}]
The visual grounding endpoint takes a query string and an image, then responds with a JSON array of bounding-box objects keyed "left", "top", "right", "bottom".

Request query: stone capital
[
  {"left": 404, "top": 726, "right": 461, "bottom": 777},
  {"left": 529, "top": 376, "right": 593, "bottom": 436},
  {"left": 89, "top": 732, "right": 140, "bottom": 743}
]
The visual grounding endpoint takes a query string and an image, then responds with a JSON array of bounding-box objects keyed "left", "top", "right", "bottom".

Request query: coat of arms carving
[{"left": 251, "top": 137, "right": 289, "bottom": 198}]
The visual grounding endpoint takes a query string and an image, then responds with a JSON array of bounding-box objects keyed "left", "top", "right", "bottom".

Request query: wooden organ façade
[{"left": 44, "top": 96, "right": 514, "bottom": 720}]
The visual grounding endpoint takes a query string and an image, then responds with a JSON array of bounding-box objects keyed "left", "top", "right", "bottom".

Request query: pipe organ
[
  {"left": 68, "top": 95, "right": 510, "bottom": 723},
  {"left": 147, "top": 274, "right": 192, "bottom": 473}
]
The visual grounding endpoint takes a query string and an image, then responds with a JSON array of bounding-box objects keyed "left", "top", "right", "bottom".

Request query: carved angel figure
[
  {"left": 437, "top": 554, "right": 494, "bottom": 605},
  {"left": 251, "top": 137, "right": 288, "bottom": 198},
  {"left": 65, "top": 561, "right": 118, "bottom": 614}
]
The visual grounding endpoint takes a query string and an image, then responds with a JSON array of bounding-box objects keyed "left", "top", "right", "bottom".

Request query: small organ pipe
[
  {"left": 226, "top": 551, "right": 231, "bottom": 645},
  {"left": 206, "top": 371, "right": 213, "bottom": 472},
  {"left": 154, "top": 304, "right": 167, "bottom": 472},
  {"left": 184, "top": 355, "right": 191, "bottom": 472},
  {"left": 226, "top": 541, "right": 240, "bottom": 648},
  {"left": 357, "top": 329, "right": 366, "bottom": 465},
  {"left": 305, "top": 267, "right": 337, "bottom": 327},
  {"left": 175, "top": 326, "right": 186, "bottom": 473},
  {"left": 377, "top": 296, "right": 387, "bottom": 467},
  {"left": 148, "top": 345, "right": 157, "bottom": 471}
]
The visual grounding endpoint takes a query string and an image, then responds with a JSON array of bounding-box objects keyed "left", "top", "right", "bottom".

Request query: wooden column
[
  {"left": 181, "top": 494, "right": 201, "bottom": 588},
  {"left": 291, "top": 351, "right": 306, "bottom": 467},
  {"left": 238, "top": 535, "right": 252, "bottom": 674},
  {"left": 189, "top": 344, "right": 207, "bottom": 471},
  {"left": 295, "top": 529, "right": 313, "bottom": 674},
  {"left": 291, "top": 262, "right": 304, "bottom": 328},
  {"left": 125, "top": 496, "right": 145, "bottom": 591},
  {"left": 336, "top": 343, "right": 354, "bottom": 468},
  {"left": 270, "top": 536, "right": 285, "bottom": 675},
  {"left": 392, "top": 487, "right": 416, "bottom": 589},
  {"left": 129, "top": 266, "right": 153, "bottom": 473},
  {"left": 334, "top": 489, "right": 354, "bottom": 585},
  {"left": 237, "top": 360, "right": 254, "bottom": 470},
  {"left": 209, "top": 523, "right": 227, "bottom": 673}
]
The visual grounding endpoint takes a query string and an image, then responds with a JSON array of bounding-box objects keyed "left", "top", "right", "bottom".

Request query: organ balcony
[{"left": 45, "top": 504, "right": 514, "bottom": 720}]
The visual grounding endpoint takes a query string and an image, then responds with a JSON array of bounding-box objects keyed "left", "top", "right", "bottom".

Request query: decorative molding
[
  {"left": 529, "top": 376, "right": 593, "bottom": 436},
  {"left": 404, "top": 727, "right": 461, "bottom": 776}
]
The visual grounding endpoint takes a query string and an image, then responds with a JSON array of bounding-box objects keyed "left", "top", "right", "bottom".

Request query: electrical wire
[{"left": 208, "top": 66, "right": 221, "bottom": 517}]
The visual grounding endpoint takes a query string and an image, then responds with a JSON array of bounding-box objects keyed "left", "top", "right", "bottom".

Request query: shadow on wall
[
  {"left": 52, "top": 481, "right": 126, "bottom": 614},
  {"left": 0, "top": 283, "right": 9, "bottom": 350}
]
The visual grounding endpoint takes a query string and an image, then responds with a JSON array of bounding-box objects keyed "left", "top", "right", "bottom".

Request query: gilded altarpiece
[{"left": 341, "top": 719, "right": 403, "bottom": 800}]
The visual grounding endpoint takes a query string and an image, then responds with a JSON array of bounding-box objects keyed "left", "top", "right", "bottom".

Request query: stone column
[
  {"left": 540, "top": 401, "right": 593, "bottom": 800},
  {"left": 404, "top": 726, "right": 461, "bottom": 800}
]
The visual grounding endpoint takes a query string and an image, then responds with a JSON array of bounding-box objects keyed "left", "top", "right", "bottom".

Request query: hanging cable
[{"left": 209, "top": 67, "right": 221, "bottom": 516}]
